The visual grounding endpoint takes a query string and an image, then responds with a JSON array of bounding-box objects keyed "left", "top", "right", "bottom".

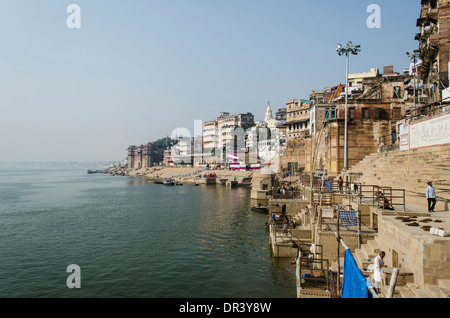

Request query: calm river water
[{"left": 0, "top": 168, "right": 296, "bottom": 298}]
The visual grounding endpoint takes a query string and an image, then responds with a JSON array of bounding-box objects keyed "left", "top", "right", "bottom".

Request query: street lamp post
[{"left": 336, "top": 41, "right": 361, "bottom": 172}]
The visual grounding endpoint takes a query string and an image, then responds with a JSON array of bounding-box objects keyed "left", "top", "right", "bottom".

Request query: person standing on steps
[
  {"left": 373, "top": 251, "right": 387, "bottom": 294},
  {"left": 426, "top": 181, "right": 436, "bottom": 212}
]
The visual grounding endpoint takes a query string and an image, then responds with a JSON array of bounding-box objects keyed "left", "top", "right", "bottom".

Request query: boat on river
[
  {"left": 251, "top": 204, "right": 269, "bottom": 212},
  {"left": 163, "top": 178, "right": 175, "bottom": 186}
]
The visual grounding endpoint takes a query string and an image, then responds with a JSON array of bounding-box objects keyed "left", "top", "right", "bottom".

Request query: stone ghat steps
[
  {"left": 359, "top": 176, "right": 449, "bottom": 193},
  {"left": 354, "top": 161, "right": 450, "bottom": 172},
  {"left": 396, "top": 280, "right": 450, "bottom": 298},
  {"left": 355, "top": 163, "right": 449, "bottom": 173},
  {"left": 350, "top": 237, "right": 450, "bottom": 298},
  {"left": 349, "top": 221, "right": 450, "bottom": 298},
  {"left": 352, "top": 148, "right": 450, "bottom": 166},
  {"left": 337, "top": 237, "right": 415, "bottom": 298},
  {"left": 350, "top": 155, "right": 450, "bottom": 178},
  {"left": 348, "top": 145, "right": 450, "bottom": 211}
]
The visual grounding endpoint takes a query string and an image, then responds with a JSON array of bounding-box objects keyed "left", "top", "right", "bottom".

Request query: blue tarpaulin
[{"left": 341, "top": 249, "right": 377, "bottom": 298}]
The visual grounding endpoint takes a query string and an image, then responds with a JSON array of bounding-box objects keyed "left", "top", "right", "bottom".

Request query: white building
[{"left": 202, "top": 112, "right": 255, "bottom": 162}]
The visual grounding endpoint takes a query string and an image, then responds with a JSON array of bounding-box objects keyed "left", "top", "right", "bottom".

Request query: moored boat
[
  {"left": 251, "top": 204, "right": 269, "bottom": 212},
  {"left": 163, "top": 178, "right": 175, "bottom": 186}
]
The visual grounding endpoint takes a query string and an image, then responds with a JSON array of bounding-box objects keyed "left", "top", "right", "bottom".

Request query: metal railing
[
  {"left": 296, "top": 243, "right": 324, "bottom": 260},
  {"left": 358, "top": 184, "right": 405, "bottom": 211},
  {"left": 405, "top": 100, "right": 449, "bottom": 120},
  {"left": 297, "top": 256, "right": 331, "bottom": 293},
  {"left": 299, "top": 175, "right": 406, "bottom": 211},
  {"left": 271, "top": 214, "right": 293, "bottom": 240},
  {"left": 313, "top": 192, "right": 333, "bottom": 206},
  {"left": 376, "top": 188, "right": 405, "bottom": 212}
]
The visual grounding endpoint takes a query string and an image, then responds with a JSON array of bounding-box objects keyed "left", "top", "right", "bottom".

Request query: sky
[{"left": 0, "top": 0, "right": 421, "bottom": 162}]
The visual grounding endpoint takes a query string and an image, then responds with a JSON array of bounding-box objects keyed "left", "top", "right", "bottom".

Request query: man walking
[{"left": 426, "top": 181, "right": 436, "bottom": 212}]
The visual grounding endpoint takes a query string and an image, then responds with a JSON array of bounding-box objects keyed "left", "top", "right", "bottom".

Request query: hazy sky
[{"left": 0, "top": 0, "right": 420, "bottom": 162}]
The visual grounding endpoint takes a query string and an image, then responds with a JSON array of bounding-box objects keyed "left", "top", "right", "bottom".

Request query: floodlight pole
[
  {"left": 344, "top": 51, "right": 349, "bottom": 172},
  {"left": 413, "top": 53, "right": 416, "bottom": 110},
  {"left": 337, "top": 42, "right": 360, "bottom": 172}
]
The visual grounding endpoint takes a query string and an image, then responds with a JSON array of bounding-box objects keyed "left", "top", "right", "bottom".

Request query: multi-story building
[
  {"left": 203, "top": 120, "right": 219, "bottom": 150},
  {"left": 275, "top": 108, "right": 287, "bottom": 122},
  {"left": 278, "top": 99, "right": 310, "bottom": 174},
  {"left": 217, "top": 112, "right": 254, "bottom": 149},
  {"left": 285, "top": 99, "right": 310, "bottom": 140},
  {"left": 203, "top": 113, "right": 255, "bottom": 149},
  {"left": 346, "top": 67, "right": 380, "bottom": 98},
  {"left": 305, "top": 70, "right": 417, "bottom": 177},
  {"left": 127, "top": 141, "right": 167, "bottom": 170},
  {"left": 416, "top": 0, "right": 450, "bottom": 103}
]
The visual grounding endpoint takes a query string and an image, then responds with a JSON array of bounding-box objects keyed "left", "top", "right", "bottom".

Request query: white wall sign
[{"left": 409, "top": 112, "right": 450, "bottom": 149}]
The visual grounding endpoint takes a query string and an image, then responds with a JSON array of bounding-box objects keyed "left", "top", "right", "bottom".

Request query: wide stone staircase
[
  {"left": 347, "top": 144, "right": 450, "bottom": 212},
  {"left": 351, "top": 237, "right": 450, "bottom": 298}
]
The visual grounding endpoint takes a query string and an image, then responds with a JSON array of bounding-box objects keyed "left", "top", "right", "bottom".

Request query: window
[
  {"left": 362, "top": 108, "right": 369, "bottom": 119},
  {"left": 375, "top": 108, "right": 387, "bottom": 120},
  {"left": 349, "top": 107, "right": 356, "bottom": 119},
  {"left": 393, "top": 107, "right": 402, "bottom": 120},
  {"left": 325, "top": 110, "right": 336, "bottom": 119},
  {"left": 393, "top": 86, "right": 402, "bottom": 99}
]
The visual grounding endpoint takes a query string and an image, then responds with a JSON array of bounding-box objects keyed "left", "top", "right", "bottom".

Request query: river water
[{"left": 0, "top": 168, "right": 296, "bottom": 298}]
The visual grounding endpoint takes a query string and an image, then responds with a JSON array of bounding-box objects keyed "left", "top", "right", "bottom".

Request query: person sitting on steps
[{"left": 377, "top": 191, "right": 394, "bottom": 210}]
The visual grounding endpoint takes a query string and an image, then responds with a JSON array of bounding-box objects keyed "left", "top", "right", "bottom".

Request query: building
[
  {"left": 127, "top": 141, "right": 167, "bottom": 170},
  {"left": 202, "top": 112, "right": 255, "bottom": 165},
  {"left": 275, "top": 107, "right": 287, "bottom": 121},
  {"left": 278, "top": 99, "right": 310, "bottom": 174},
  {"left": 170, "top": 136, "right": 195, "bottom": 166},
  {"left": 305, "top": 71, "right": 417, "bottom": 177},
  {"left": 203, "top": 120, "right": 219, "bottom": 150},
  {"left": 217, "top": 112, "right": 254, "bottom": 149},
  {"left": 416, "top": 0, "right": 450, "bottom": 103},
  {"left": 285, "top": 99, "right": 310, "bottom": 140},
  {"left": 346, "top": 67, "right": 380, "bottom": 98},
  {"left": 264, "top": 102, "right": 278, "bottom": 129}
]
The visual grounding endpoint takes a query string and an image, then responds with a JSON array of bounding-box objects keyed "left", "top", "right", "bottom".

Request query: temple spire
[{"left": 265, "top": 101, "right": 273, "bottom": 122}]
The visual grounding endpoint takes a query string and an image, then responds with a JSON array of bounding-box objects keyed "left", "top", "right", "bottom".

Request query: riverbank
[{"left": 126, "top": 166, "right": 255, "bottom": 185}]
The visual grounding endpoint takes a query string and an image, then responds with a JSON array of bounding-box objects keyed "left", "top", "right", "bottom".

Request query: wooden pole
[{"left": 358, "top": 209, "right": 361, "bottom": 249}]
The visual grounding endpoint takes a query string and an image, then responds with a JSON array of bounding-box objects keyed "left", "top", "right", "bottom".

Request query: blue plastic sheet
[{"left": 341, "top": 249, "right": 376, "bottom": 298}]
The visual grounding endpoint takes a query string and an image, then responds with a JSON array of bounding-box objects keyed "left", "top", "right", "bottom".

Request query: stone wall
[
  {"left": 377, "top": 215, "right": 450, "bottom": 287},
  {"left": 316, "top": 231, "right": 376, "bottom": 264},
  {"left": 306, "top": 119, "right": 392, "bottom": 177}
]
